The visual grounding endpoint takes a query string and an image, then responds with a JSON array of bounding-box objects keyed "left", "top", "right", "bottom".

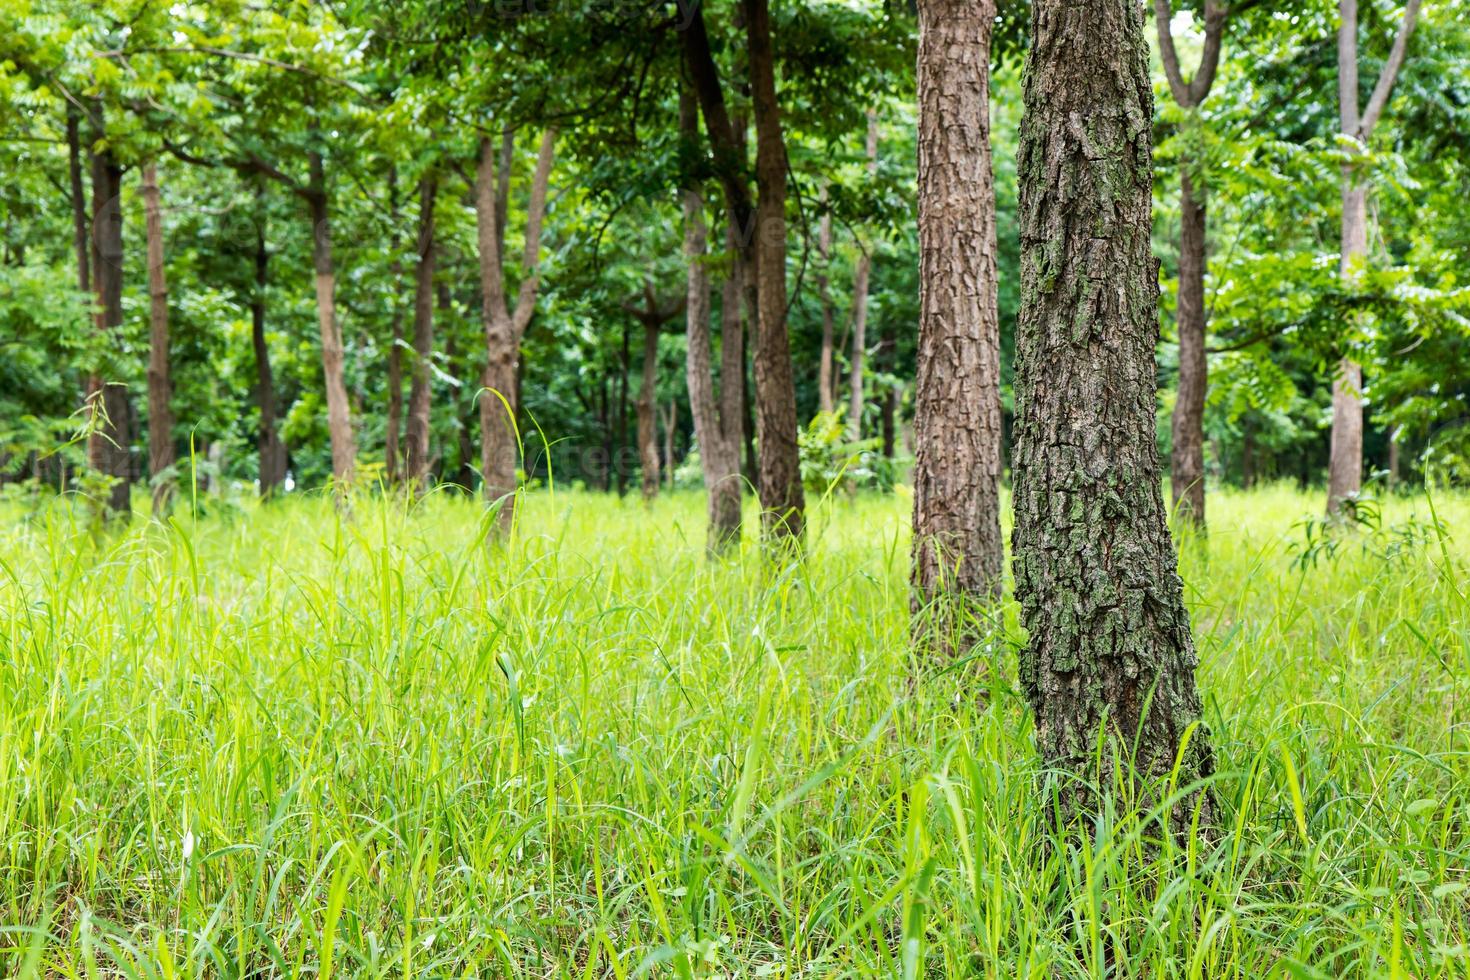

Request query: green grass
[{"left": 0, "top": 482, "right": 1467, "bottom": 978}]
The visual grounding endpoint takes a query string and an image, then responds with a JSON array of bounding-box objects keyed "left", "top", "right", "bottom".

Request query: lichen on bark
[{"left": 1013, "top": 0, "right": 1216, "bottom": 835}]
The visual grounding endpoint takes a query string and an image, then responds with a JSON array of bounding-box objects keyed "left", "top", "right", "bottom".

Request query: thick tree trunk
[
  {"left": 744, "top": 0, "right": 806, "bottom": 543},
  {"left": 1170, "top": 170, "right": 1208, "bottom": 527},
  {"left": 911, "top": 0, "right": 1006, "bottom": 652},
  {"left": 1329, "top": 177, "right": 1367, "bottom": 513},
  {"left": 1014, "top": 0, "right": 1215, "bottom": 832},
  {"left": 847, "top": 109, "right": 880, "bottom": 442},
  {"left": 385, "top": 168, "right": 405, "bottom": 486},
  {"left": 637, "top": 317, "right": 661, "bottom": 500},
  {"left": 142, "top": 162, "right": 175, "bottom": 515},
  {"left": 475, "top": 130, "right": 555, "bottom": 528},
  {"left": 252, "top": 209, "right": 287, "bottom": 497},
  {"left": 817, "top": 187, "right": 836, "bottom": 416},
  {"left": 306, "top": 151, "right": 356, "bottom": 490},
  {"left": 406, "top": 175, "right": 438, "bottom": 490},
  {"left": 86, "top": 138, "right": 132, "bottom": 518}
]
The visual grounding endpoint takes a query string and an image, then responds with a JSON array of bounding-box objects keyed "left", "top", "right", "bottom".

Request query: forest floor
[{"left": 0, "top": 484, "right": 1467, "bottom": 978}]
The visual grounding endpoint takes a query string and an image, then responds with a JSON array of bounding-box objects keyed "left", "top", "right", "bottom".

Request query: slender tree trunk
[
  {"left": 847, "top": 109, "right": 880, "bottom": 442},
  {"left": 1387, "top": 424, "right": 1400, "bottom": 489},
  {"left": 306, "top": 150, "right": 356, "bottom": 490},
  {"left": 744, "top": 0, "right": 806, "bottom": 543},
  {"left": 684, "top": 168, "right": 743, "bottom": 549},
  {"left": 252, "top": 203, "right": 287, "bottom": 498},
  {"left": 476, "top": 131, "right": 555, "bottom": 528},
  {"left": 637, "top": 316, "right": 661, "bottom": 500},
  {"left": 664, "top": 399, "right": 677, "bottom": 491},
  {"left": 817, "top": 186, "right": 836, "bottom": 416},
  {"left": 1171, "top": 170, "right": 1208, "bottom": 527},
  {"left": 616, "top": 323, "right": 630, "bottom": 498},
  {"left": 1241, "top": 416, "right": 1256, "bottom": 489},
  {"left": 406, "top": 175, "right": 438, "bottom": 490},
  {"left": 1329, "top": 0, "right": 1421, "bottom": 515},
  {"left": 385, "top": 168, "right": 405, "bottom": 486},
  {"left": 1014, "top": 0, "right": 1215, "bottom": 832},
  {"left": 142, "top": 162, "right": 175, "bottom": 515},
  {"left": 911, "top": 0, "right": 1006, "bottom": 655},
  {"left": 67, "top": 109, "right": 89, "bottom": 295},
  {"left": 878, "top": 331, "right": 897, "bottom": 459},
  {"left": 1329, "top": 177, "right": 1367, "bottom": 512},
  {"left": 87, "top": 135, "right": 132, "bottom": 518}
]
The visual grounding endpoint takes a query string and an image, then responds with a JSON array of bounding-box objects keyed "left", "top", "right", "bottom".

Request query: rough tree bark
[
  {"left": 142, "top": 162, "right": 175, "bottom": 515},
  {"left": 305, "top": 149, "right": 357, "bottom": 490},
  {"left": 406, "top": 175, "right": 438, "bottom": 490},
  {"left": 1156, "top": 0, "right": 1228, "bottom": 529},
  {"left": 1014, "top": 0, "right": 1215, "bottom": 831},
  {"left": 1329, "top": 0, "right": 1421, "bottom": 515},
  {"left": 911, "top": 0, "right": 1006, "bottom": 652},
  {"left": 475, "top": 129, "right": 555, "bottom": 529},
  {"left": 252, "top": 202, "right": 287, "bottom": 498},
  {"left": 86, "top": 132, "right": 133, "bottom": 518},
  {"left": 847, "top": 108, "right": 880, "bottom": 442}
]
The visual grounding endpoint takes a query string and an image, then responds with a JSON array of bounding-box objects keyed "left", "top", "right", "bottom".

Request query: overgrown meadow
[{"left": 0, "top": 485, "right": 1467, "bottom": 977}]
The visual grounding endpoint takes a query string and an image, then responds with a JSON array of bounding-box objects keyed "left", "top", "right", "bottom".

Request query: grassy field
[{"left": 0, "top": 483, "right": 1467, "bottom": 978}]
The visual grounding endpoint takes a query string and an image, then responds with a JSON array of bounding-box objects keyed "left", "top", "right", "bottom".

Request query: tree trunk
[
  {"left": 476, "top": 130, "right": 555, "bottom": 529},
  {"left": 911, "top": 0, "right": 1006, "bottom": 653},
  {"left": 306, "top": 150, "right": 356, "bottom": 491},
  {"left": 252, "top": 202, "right": 287, "bottom": 498},
  {"left": 664, "top": 399, "right": 677, "bottom": 491},
  {"left": 67, "top": 109, "right": 89, "bottom": 295},
  {"left": 1329, "top": 178, "right": 1367, "bottom": 513},
  {"left": 637, "top": 316, "right": 661, "bottom": 500},
  {"left": 1241, "top": 416, "right": 1256, "bottom": 489},
  {"left": 744, "top": 0, "right": 806, "bottom": 544},
  {"left": 817, "top": 186, "right": 836, "bottom": 416},
  {"left": 385, "top": 168, "right": 405, "bottom": 486},
  {"left": 1329, "top": 0, "right": 1421, "bottom": 515},
  {"left": 1014, "top": 0, "right": 1215, "bottom": 832},
  {"left": 878, "top": 331, "right": 897, "bottom": 459},
  {"left": 1170, "top": 169, "right": 1208, "bottom": 528},
  {"left": 406, "top": 175, "right": 438, "bottom": 490},
  {"left": 86, "top": 136, "right": 133, "bottom": 518},
  {"left": 847, "top": 109, "right": 880, "bottom": 442},
  {"left": 142, "top": 162, "right": 175, "bottom": 515},
  {"left": 684, "top": 170, "right": 743, "bottom": 549}
]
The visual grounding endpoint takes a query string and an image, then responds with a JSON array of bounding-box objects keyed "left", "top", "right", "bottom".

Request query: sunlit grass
[{"left": 0, "top": 482, "right": 1466, "bottom": 977}]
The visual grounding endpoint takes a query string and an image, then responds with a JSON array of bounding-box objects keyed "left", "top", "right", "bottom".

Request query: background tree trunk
[
  {"left": 306, "top": 150, "right": 356, "bottom": 490},
  {"left": 67, "top": 109, "right": 89, "bottom": 295},
  {"left": 663, "top": 399, "right": 677, "bottom": 491},
  {"left": 684, "top": 175, "right": 743, "bottom": 551},
  {"left": 637, "top": 316, "right": 661, "bottom": 499},
  {"left": 1171, "top": 170, "right": 1207, "bottom": 526},
  {"left": 476, "top": 130, "right": 555, "bottom": 528},
  {"left": 911, "top": 0, "right": 1006, "bottom": 653},
  {"left": 847, "top": 109, "right": 880, "bottom": 442},
  {"left": 142, "top": 162, "right": 175, "bottom": 515},
  {"left": 86, "top": 136, "right": 133, "bottom": 518},
  {"left": 1013, "top": 0, "right": 1215, "bottom": 831},
  {"left": 744, "top": 0, "right": 805, "bottom": 544},
  {"left": 817, "top": 186, "right": 836, "bottom": 415},
  {"left": 385, "top": 168, "right": 405, "bottom": 486},
  {"left": 1329, "top": 0, "right": 1421, "bottom": 515},
  {"left": 252, "top": 205, "right": 287, "bottom": 498},
  {"left": 406, "top": 175, "right": 438, "bottom": 490}
]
